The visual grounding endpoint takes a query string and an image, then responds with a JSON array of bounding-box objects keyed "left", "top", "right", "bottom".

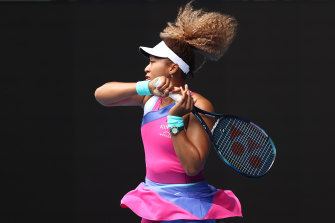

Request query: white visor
[{"left": 139, "top": 41, "right": 190, "bottom": 74}]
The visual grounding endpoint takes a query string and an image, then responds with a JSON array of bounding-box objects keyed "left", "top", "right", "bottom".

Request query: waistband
[
  {"left": 144, "top": 177, "right": 218, "bottom": 198},
  {"left": 146, "top": 170, "right": 204, "bottom": 184}
]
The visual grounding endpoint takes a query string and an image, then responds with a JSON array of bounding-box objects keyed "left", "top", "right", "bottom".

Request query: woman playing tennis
[{"left": 95, "top": 2, "right": 242, "bottom": 223}]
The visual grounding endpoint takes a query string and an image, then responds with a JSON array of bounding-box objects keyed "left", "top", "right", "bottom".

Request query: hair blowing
[{"left": 160, "top": 1, "right": 238, "bottom": 77}]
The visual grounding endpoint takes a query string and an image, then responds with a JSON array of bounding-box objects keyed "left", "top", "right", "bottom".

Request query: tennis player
[{"left": 95, "top": 2, "right": 242, "bottom": 223}]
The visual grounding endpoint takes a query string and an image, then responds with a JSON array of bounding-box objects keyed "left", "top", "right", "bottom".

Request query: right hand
[
  {"left": 149, "top": 76, "right": 176, "bottom": 98},
  {"left": 168, "top": 84, "right": 194, "bottom": 117}
]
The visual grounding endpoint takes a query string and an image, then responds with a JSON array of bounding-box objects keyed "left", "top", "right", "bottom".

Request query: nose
[{"left": 144, "top": 63, "right": 150, "bottom": 73}]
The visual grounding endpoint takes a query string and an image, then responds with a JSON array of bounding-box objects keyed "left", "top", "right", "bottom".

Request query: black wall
[{"left": 1, "top": 1, "right": 334, "bottom": 223}]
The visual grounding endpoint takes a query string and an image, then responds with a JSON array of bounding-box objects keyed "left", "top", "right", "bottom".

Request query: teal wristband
[
  {"left": 136, "top": 80, "right": 152, "bottom": 95},
  {"left": 167, "top": 115, "right": 184, "bottom": 128}
]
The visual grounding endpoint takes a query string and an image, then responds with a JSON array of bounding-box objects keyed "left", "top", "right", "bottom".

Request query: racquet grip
[{"left": 153, "top": 78, "right": 182, "bottom": 102}]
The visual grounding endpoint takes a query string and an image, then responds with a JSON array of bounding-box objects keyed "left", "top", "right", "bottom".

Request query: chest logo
[{"left": 160, "top": 124, "right": 171, "bottom": 138}]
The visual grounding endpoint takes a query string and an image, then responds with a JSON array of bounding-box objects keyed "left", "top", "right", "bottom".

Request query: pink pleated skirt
[{"left": 121, "top": 178, "right": 242, "bottom": 222}]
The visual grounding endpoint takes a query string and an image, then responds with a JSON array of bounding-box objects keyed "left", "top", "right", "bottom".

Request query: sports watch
[{"left": 169, "top": 126, "right": 184, "bottom": 136}]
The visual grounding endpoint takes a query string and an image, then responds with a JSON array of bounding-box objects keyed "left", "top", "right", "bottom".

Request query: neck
[
  {"left": 170, "top": 71, "right": 185, "bottom": 87},
  {"left": 161, "top": 97, "right": 174, "bottom": 106}
]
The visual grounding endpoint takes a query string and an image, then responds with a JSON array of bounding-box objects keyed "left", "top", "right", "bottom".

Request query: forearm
[
  {"left": 94, "top": 82, "right": 142, "bottom": 106},
  {"left": 171, "top": 131, "right": 205, "bottom": 176}
]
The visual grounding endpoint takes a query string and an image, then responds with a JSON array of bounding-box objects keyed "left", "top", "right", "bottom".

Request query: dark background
[{"left": 1, "top": 0, "right": 334, "bottom": 223}]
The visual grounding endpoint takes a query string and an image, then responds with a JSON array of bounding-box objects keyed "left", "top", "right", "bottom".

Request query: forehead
[
  {"left": 149, "top": 56, "right": 172, "bottom": 64},
  {"left": 149, "top": 55, "right": 166, "bottom": 60}
]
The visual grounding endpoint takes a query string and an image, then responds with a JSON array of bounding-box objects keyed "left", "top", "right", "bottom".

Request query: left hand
[
  {"left": 169, "top": 84, "right": 195, "bottom": 117},
  {"left": 149, "top": 76, "right": 176, "bottom": 98}
]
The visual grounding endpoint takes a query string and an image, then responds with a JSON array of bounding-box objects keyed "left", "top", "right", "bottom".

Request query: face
[{"left": 144, "top": 56, "right": 173, "bottom": 80}]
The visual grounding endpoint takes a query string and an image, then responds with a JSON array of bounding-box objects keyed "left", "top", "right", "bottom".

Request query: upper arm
[
  {"left": 185, "top": 93, "right": 215, "bottom": 164},
  {"left": 105, "top": 95, "right": 151, "bottom": 107},
  {"left": 94, "top": 82, "right": 152, "bottom": 107}
]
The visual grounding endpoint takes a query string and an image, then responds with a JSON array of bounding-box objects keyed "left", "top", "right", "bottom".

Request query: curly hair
[{"left": 160, "top": 1, "right": 238, "bottom": 76}]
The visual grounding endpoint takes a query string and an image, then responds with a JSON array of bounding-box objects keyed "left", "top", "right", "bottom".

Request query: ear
[{"left": 169, "top": 63, "right": 179, "bottom": 74}]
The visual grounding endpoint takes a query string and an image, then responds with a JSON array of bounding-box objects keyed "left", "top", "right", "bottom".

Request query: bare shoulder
[{"left": 192, "top": 92, "right": 215, "bottom": 113}]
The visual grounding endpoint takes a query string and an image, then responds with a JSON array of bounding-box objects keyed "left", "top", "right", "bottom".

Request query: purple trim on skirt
[{"left": 142, "top": 178, "right": 218, "bottom": 219}]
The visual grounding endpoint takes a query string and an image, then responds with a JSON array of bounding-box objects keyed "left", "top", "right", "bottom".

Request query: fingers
[
  {"left": 168, "top": 84, "right": 194, "bottom": 116},
  {"left": 155, "top": 77, "right": 175, "bottom": 97},
  {"left": 171, "top": 86, "right": 181, "bottom": 95},
  {"left": 152, "top": 78, "right": 193, "bottom": 105},
  {"left": 159, "top": 79, "right": 170, "bottom": 91},
  {"left": 177, "top": 84, "right": 193, "bottom": 109},
  {"left": 178, "top": 86, "right": 186, "bottom": 105},
  {"left": 185, "top": 84, "right": 193, "bottom": 110},
  {"left": 164, "top": 85, "right": 175, "bottom": 97},
  {"left": 153, "top": 77, "right": 165, "bottom": 89},
  {"left": 183, "top": 84, "right": 193, "bottom": 111},
  {"left": 162, "top": 82, "right": 174, "bottom": 97}
]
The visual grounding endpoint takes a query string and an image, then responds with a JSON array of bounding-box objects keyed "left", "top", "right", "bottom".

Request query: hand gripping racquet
[{"left": 154, "top": 79, "right": 276, "bottom": 177}]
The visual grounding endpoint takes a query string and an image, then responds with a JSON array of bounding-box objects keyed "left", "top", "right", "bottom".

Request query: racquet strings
[{"left": 212, "top": 118, "right": 275, "bottom": 176}]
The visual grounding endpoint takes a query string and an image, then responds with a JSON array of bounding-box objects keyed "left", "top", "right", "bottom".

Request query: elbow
[
  {"left": 184, "top": 166, "right": 202, "bottom": 177},
  {"left": 94, "top": 87, "right": 102, "bottom": 100},
  {"left": 94, "top": 82, "right": 119, "bottom": 106},
  {"left": 182, "top": 153, "right": 205, "bottom": 176},
  {"left": 94, "top": 86, "right": 109, "bottom": 106},
  {"left": 94, "top": 87, "right": 103, "bottom": 103}
]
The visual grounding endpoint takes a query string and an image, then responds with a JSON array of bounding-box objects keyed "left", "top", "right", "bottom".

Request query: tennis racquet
[{"left": 154, "top": 80, "right": 276, "bottom": 177}]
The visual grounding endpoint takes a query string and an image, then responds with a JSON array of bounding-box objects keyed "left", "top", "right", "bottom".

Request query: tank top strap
[
  {"left": 151, "top": 97, "right": 162, "bottom": 111},
  {"left": 143, "top": 96, "right": 160, "bottom": 116}
]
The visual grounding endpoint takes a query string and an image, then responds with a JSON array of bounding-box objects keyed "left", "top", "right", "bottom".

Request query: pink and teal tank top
[{"left": 141, "top": 95, "right": 204, "bottom": 184}]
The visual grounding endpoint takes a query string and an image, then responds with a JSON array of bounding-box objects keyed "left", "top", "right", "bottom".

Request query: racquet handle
[{"left": 153, "top": 78, "right": 182, "bottom": 102}]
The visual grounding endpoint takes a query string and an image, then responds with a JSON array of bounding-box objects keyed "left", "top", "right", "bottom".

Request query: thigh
[
  {"left": 163, "top": 221, "right": 215, "bottom": 223},
  {"left": 141, "top": 219, "right": 216, "bottom": 223},
  {"left": 216, "top": 217, "right": 243, "bottom": 223},
  {"left": 141, "top": 219, "right": 160, "bottom": 223}
]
